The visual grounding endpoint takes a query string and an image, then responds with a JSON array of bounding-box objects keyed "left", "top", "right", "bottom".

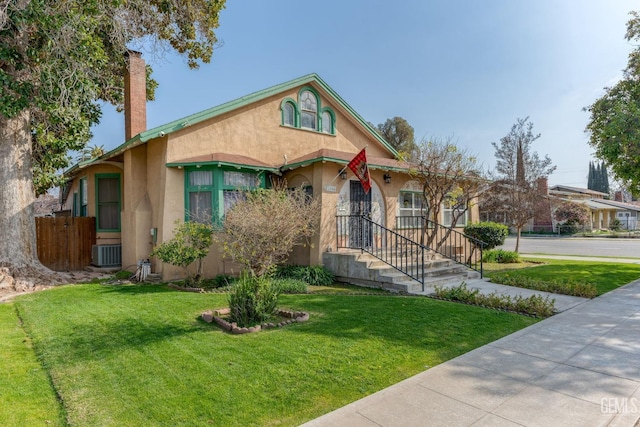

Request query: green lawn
[
  {"left": 485, "top": 258, "right": 640, "bottom": 295},
  {"left": 0, "top": 304, "right": 66, "bottom": 426},
  {"left": 10, "top": 283, "right": 537, "bottom": 426}
]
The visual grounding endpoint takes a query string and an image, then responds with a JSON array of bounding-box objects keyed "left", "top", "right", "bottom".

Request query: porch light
[
  {"left": 340, "top": 169, "right": 348, "bottom": 180},
  {"left": 384, "top": 173, "right": 391, "bottom": 184}
]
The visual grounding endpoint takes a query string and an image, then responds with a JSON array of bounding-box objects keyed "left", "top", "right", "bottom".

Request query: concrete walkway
[{"left": 302, "top": 278, "right": 640, "bottom": 427}]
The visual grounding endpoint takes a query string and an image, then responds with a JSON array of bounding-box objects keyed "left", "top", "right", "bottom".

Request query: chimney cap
[{"left": 125, "top": 50, "right": 143, "bottom": 59}]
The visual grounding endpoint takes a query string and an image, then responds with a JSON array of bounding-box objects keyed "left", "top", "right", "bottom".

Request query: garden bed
[{"left": 201, "top": 307, "right": 309, "bottom": 334}]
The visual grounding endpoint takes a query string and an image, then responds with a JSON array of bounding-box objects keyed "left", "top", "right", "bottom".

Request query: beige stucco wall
[{"left": 165, "top": 84, "right": 388, "bottom": 167}]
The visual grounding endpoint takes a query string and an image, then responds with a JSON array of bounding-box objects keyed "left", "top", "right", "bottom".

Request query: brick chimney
[
  {"left": 124, "top": 51, "right": 147, "bottom": 140},
  {"left": 536, "top": 177, "right": 549, "bottom": 196},
  {"left": 615, "top": 191, "right": 623, "bottom": 202}
]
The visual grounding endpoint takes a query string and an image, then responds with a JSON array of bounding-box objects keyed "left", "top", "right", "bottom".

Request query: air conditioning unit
[{"left": 92, "top": 244, "right": 122, "bottom": 267}]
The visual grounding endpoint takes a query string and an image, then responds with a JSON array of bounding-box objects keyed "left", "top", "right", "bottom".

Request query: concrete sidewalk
[{"left": 302, "top": 278, "right": 640, "bottom": 427}]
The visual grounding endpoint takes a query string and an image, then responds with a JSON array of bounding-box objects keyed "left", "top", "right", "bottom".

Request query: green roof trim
[
  {"left": 67, "top": 73, "right": 399, "bottom": 175},
  {"left": 283, "top": 155, "right": 409, "bottom": 173},
  {"left": 166, "top": 160, "right": 280, "bottom": 173}
]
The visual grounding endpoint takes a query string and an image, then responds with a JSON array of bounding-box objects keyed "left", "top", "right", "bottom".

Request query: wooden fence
[{"left": 36, "top": 217, "right": 96, "bottom": 271}]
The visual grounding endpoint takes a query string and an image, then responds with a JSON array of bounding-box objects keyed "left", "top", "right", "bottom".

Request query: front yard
[
  {"left": 4, "top": 258, "right": 640, "bottom": 426},
  {"left": 7, "top": 283, "right": 536, "bottom": 426}
]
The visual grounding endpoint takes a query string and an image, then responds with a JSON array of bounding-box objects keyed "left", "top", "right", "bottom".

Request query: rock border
[{"left": 201, "top": 308, "right": 309, "bottom": 334}]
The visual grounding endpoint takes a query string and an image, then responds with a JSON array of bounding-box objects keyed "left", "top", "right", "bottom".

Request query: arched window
[
  {"left": 282, "top": 102, "right": 295, "bottom": 126},
  {"left": 279, "top": 88, "right": 335, "bottom": 134},
  {"left": 321, "top": 110, "right": 333, "bottom": 133},
  {"left": 299, "top": 90, "right": 317, "bottom": 130}
]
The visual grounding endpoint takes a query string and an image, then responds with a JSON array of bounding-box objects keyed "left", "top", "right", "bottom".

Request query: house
[
  {"left": 60, "top": 52, "right": 479, "bottom": 280},
  {"left": 548, "top": 185, "right": 617, "bottom": 230}
]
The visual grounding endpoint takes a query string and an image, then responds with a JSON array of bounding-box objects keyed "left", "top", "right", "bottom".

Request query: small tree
[
  {"left": 410, "top": 137, "right": 483, "bottom": 251},
  {"left": 554, "top": 201, "right": 590, "bottom": 233},
  {"left": 151, "top": 220, "right": 214, "bottom": 286},
  {"left": 484, "top": 117, "right": 556, "bottom": 252},
  {"left": 215, "top": 180, "right": 320, "bottom": 276}
]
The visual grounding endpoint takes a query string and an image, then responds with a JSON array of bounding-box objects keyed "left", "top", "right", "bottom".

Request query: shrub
[
  {"left": 464, "top": 222, "right": 509, "bottom": 250},
  {"left": 228, "top": 272, "right": 279, "bottom": 327},
  {"left": 151, "top": 220, "right": 213, "bottom": 286},
  {"left": 609, "top": 218, "right": 622, "bottom": 231},
  {"left": 275, "top": 265, "right": 334, "bottom": 286},
  {"left": 434, "top": 282, "right": 555, "bottom": 317},
  {"left": 482, "top": 249, "right": 521, "bottom": 263},
  {"left": 489, "top": 273, "right": 597, "bottom": 298},
  {"left": 271, "top": 278, "right": 308, "bottom": 294},
  {"left": 215, "top": 181, "right": 320, "bottom": 276}
]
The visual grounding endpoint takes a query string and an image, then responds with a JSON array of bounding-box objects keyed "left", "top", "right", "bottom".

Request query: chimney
[
  {"left": 124, "top": 51, "right": 147, "bottom": 140},
  {"left": 615, "top": 191, "right": 623, "bottom": 202},
  {"left": 536, "top": 177, "right": 549, "bottom": 196}
]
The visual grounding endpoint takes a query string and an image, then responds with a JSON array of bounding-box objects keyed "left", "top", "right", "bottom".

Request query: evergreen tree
[{"left": 587, "top": 161, "right": 595, "bottom": 189}]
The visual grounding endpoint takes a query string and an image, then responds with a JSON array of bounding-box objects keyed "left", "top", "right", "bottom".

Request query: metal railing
[
  {"left": 336, "top": 215, "right": 485, "bottom": 291},
  {"left": 336, "top": 215, "right": 426, "bottom": 291},
  {"left": 395, "top": 216, "right": 484, "bottom": 276}
]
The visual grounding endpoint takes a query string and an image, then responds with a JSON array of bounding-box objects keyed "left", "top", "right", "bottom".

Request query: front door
[{"left": 349, "top": 180, "right": 372, "bottom": 248}]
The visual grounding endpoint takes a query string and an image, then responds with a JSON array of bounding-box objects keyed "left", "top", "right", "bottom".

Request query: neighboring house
[
  {"left": 592, "top": 199, "right": 640, "bottom": 230},
  {"left": 548, "top": 185, "right": 617, "bottom": 230},
  {"left": 61, "top": 52, "right": 479, "bottom": 279}
]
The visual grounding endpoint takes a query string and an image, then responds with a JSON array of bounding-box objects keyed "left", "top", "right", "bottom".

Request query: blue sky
[{"left": 91, "top": 0, "right": 639, "bottom": 188}]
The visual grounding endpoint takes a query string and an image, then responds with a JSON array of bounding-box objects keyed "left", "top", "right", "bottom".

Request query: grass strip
[
  {"left": 485, "top": 259, "right": 640, "bottom": 296},
  {"left": 0, "top": 303, "right": 66, "bottom": 426}
]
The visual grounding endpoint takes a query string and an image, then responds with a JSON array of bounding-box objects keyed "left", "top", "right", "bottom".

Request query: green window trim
[
  {"left": 95, "top": 173, "right": 122, "bottom": 232},
  {"left": 280, "top": 98, "right": 298, "bottom": 127},
  {"left": 279, "top": 86, "right": 336, "bottom": 134},
  {"left": 79, "top": 176, "right": 88, "bottom": 217},
  {"left": 184, "top": 167, "right": 267, "bottom": 224}
]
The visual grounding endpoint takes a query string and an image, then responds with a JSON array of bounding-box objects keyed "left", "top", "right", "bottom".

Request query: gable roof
[
  {"left": 549, "top": 185, "right": 609, "bottom": 198},
  {"left": 66, "top": 73, "right": 398, "bottom": 178},
  {"left": 593, "top": 199, "right": 640, "bottom": 212}
]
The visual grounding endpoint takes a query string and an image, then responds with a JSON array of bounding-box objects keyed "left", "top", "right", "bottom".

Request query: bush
[
  {"left": 274, "top": 265, "right": 334, "bottom": 286},
  {"left": 482, "top": 249, "right": 521, "bottom": 263},
  {"left": 488, "top": 273, "right": 597, "bottom": 298},
  {"left": 464, "top": 222, "right": 509, "bottom": 250},
  {"left": 609, "top": 218, "right": 622, "bottom": 231},
  {"left": 151, "top": 220, "right": 214, "bottom": 286},
  {"left": 271, "top": 278, "right": 308, "bottom": 294},
  {"left": 228, "top": 273, "right": 279, "bottom": 327},
  {"left": 434, "top": 282, "right": 555, "bottom": 317}
]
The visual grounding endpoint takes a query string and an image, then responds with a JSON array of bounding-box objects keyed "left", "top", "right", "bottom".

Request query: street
[{"left": 498, "top": 236, "right": 640, "bottom": 258}]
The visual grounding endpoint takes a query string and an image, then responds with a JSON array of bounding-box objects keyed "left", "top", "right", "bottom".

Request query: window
[
  {"left": 96, "top": 174, "right": 121, "bottom": 231},
  {"left": 300, "top": 90, "right": 317, "bottom": 130},
  {"left": 282, "top": 102, "right": 295, "bottom": 126},
  {"left": 80, "top": 177, "right": 88, "bottom": 216},
  {"left": 399, "top": 191, "right": 422, "bottom": 217},
  {"left": 443, "top": 197, "right": 468, "bottom": 227},
  {"left": 279, "top": 87, "right": 336, "bottom": 134},
  {"left": 321, "top": 110, "right": 333, "bottom": 134},
  {"left": 397, "top": 191, "right": 423, "bottom": 229},
  {"left": 185, "top": 167, "right": 264, "bottom": 223}
]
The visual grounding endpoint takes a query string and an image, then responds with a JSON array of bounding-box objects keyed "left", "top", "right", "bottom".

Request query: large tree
[
  {"left": 483, "top": 117, "right": 556, "bottom": 252},
  {"left": 0, "top": 0, "right": 226, "bottom": 284},
  {"left": 377, "top": 116, "right": 417, "bottom": 159},
  {"left": 585, "top": 10, "right": 640, "bottom": 195}
]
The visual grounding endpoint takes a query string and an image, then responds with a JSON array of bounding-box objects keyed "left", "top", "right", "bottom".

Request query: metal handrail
[
  {"left": 336, "top": 215, "right": 426, "bottom": 291},
  {"left": 335, "top": 215, "right": 484, "bottom": 291},
  {"left": 395, "top": 216, "right": 484, "bottom": 276}
]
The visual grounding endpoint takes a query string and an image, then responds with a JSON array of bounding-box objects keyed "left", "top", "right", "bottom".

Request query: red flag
[{"left": 347, "top": 148, "right": 371, "bottom": 194}]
